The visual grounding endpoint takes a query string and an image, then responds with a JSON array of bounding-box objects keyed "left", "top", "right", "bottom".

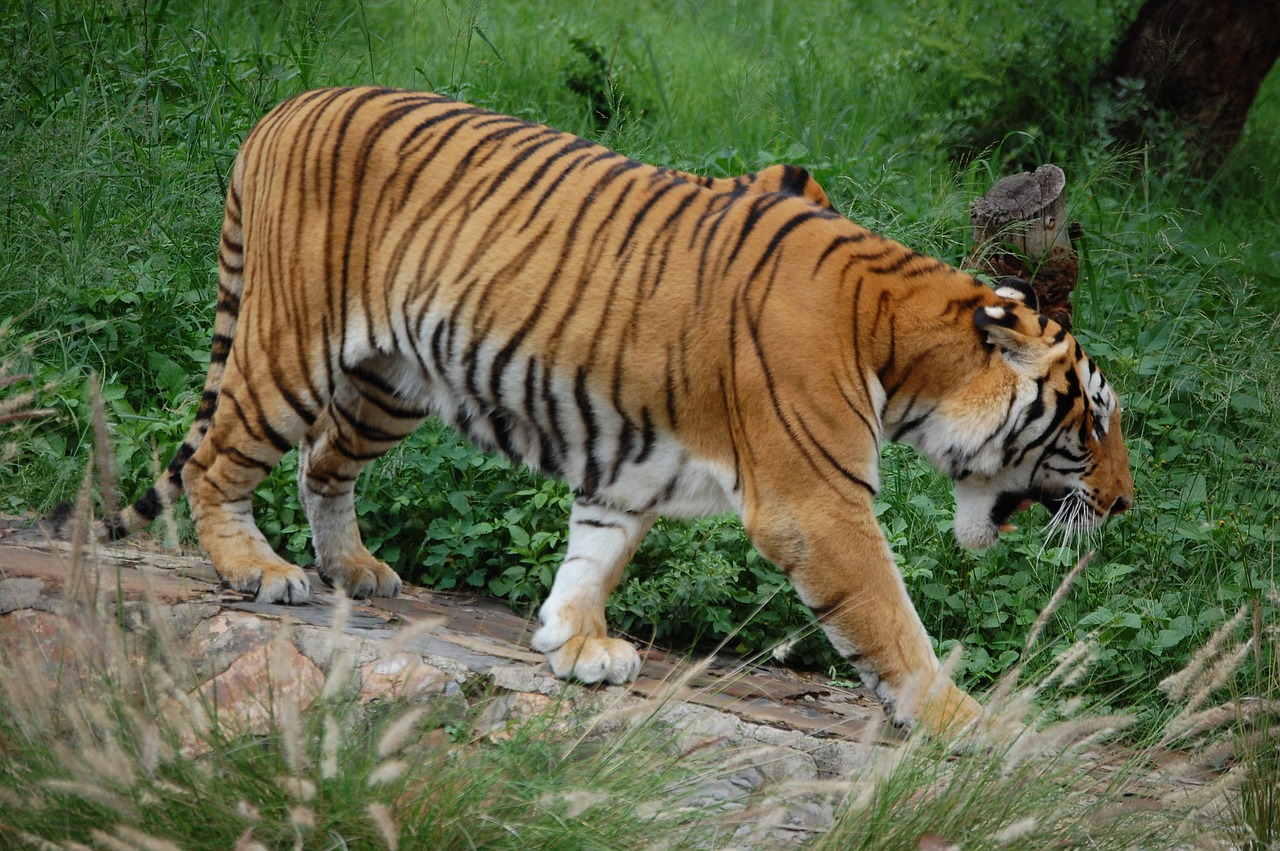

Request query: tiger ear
[
  {"left": 974, "top": 304, "right": 1040, "bottom": 365},
  {"left": 992, "top": 276, "right": 1040, "bottom": 313}
]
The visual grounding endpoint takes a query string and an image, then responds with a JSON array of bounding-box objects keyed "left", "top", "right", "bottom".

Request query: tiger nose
[{"left": 1109, "top": 495, "right": 1131, "bottom": 515}]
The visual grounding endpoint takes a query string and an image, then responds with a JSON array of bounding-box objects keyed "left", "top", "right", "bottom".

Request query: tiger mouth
[{"left": 991, "top": 489, "right": 1074, "bottom": 533}]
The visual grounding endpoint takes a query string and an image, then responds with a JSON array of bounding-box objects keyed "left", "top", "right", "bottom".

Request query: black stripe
[
  {"left": 813, "top": 232, "right": 871, "bottom": 274},
  {"left": 225, "top": 387, "right": 293, "bottom": 454},
  {"left": 331, "top": 399, "right": 408, "bottom": 443},
  {"left": 635, "top": 407, "right": 656, "bottom": 465},
  {"left": 745, "top": 209, "right": 825, "bottom": 281},
  {"left": 216, "top": 286, "right": 241, "bottom": 315},
  {"left": 574, "top": 517, "right": 625, "bottom": 530},
  {"left": 519, "top": 139, "right": 602, "bottom": 230},
  {"left": 210, "top": 333, "right": 233, "bottom": 363},
  {"left": 195, "top": 389, "right": 219, "bottom": 420},
  {"left": 724, "top": 193, "right": 787, "bottom": 271},
  {"left": 869, "top": 249, "right": 921, "bottom": 275},
  {"left": 794, "top": 411, "right": 877, "bottom": 496},
  {"left": 779, "top": 165, "right": 810, "bottom": 197},
  {"left": 574, "top": 367, "right": 601, "bottom": 496},
  {"left": 223, "top": 444, "right": 274, "bottom": 473},
  {"left": 166, "top": 441, "right": 196, "bottom": 477},
  {"left": 133, "top": 487, "right": 164, "bottom": 521}
]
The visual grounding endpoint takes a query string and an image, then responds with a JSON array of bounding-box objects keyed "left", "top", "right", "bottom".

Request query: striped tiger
[{"left": 68, "top": 87, "right": 1132, "bottom": 735}]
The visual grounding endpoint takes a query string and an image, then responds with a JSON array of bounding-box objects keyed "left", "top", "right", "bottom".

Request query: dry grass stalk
[
  {"left": 1024, "top": 550, "right": 1095, "bottom": 652},
  {"left": 1164, "top": 699, "right": 1280, "bottom": 745},
  {"left": 582, "top": 651, "right": 721, "bottom": 735},
  {"left": 321, "top": 713, "right": 342, "bottom": 780},
  {"left": 1159, "top": 604, "right": 1249, "bottom": 703},
  {"left": 268, "top": 625, "right": 309, "bottom": 774},
  {"left": 382, "top": 614, "right": 448, "bottom": 655},
  {"left": 378, "top": 706, "right": 428, "bottom": 759},
  {"left": 233, "top": 830, "right": 267, "bottom": 851},
  {"left": 988, "top": 554, "right": 1097, "bottom": 715},
  {"left": 0, "top": 362, "right": 56, "bottom": 426}
]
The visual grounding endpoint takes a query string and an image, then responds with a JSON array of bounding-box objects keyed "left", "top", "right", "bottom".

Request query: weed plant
[{"left": 2, "top": 0, "right": 1278, "bottom": 730}]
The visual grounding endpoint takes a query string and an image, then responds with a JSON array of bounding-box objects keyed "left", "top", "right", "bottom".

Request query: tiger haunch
[{"left": 85, "top": 87, "right": 1133, "bottom": 736}]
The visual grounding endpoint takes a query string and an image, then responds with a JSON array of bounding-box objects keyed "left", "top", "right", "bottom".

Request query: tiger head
[{"left": 938, "top": 279, "right": 1134, "bottom": 551}]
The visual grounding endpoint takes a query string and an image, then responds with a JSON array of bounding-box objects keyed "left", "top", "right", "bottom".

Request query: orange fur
[{"left": 88, "top": 88, "right": 1132, "bottom": 735}]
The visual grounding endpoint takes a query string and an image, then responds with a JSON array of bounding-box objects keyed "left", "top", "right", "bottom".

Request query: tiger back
[{"left": 83, "top": 87, "right": 1132, "bottom": 736}]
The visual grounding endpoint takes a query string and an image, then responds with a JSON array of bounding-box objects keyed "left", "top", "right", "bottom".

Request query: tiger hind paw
[
  {"left": 247, "top": 563, "right": 312, "bottom": 605},
  {"left": 317, "top": 559, "right": 403, "bottom": 600}
]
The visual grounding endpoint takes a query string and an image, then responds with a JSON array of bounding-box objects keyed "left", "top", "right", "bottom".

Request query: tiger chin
[{"left": 57, "top": 87, "right": 1133, "bottom": 740}]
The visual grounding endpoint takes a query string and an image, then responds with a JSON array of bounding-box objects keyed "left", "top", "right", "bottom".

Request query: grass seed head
[
  {"left": 377, "top": 706, "right": 427, "bottom": 759},
  {"left": 1159, "top": 604, "right": 1249, "bottom": 702},
  {"left": 321, "top": 712, "right": 341, "bottom": 780},
  {"left": 368, "top": 802, "right": 400, "bottom": 851},
  {"left": 368, "top": 760, "right": 408, "bottom": 787}
]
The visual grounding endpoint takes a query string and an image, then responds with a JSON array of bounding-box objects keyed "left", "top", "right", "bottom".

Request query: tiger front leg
[
  {"left": 531, "top": 499, "right": 656, "bottom": 685},
  {"left": 745, "top": 493, "right": 982, "bottom": 738}
]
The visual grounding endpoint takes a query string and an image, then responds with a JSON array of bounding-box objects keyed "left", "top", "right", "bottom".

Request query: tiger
[{"left": 64, "top": 86, "right": 1133, "bottom": 735}]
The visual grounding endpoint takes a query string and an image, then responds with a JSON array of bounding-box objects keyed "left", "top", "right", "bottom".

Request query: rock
[
  {"left": 474, "top": 691, "right": 564, "bottom": 742},
  {"left": 0, "top": 577, "right": 53, "bottom": 613},
  {"left": 0, "top": 609, "right": 72, "bottom": 680},
  {"left": 359, "top": 653, "right": 451, "bottom": 703},
  {"left": 186, "top": 611, "right": 274, "bottom": 682},
  {"left": 193, "top": 636, "right": 325, "bottom": 738}
]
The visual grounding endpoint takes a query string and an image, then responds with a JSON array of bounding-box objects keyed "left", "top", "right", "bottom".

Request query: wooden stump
[{"left": 963, "top": 164, "right": 1080, "bottom": 330}]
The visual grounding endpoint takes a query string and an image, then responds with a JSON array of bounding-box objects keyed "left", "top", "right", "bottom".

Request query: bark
[
  {"left": 1112, "top": 0, "right": 1280, "bottom": 172},
  {"left": 965, "top": 164, "right": 1080, "bottom": 331}
]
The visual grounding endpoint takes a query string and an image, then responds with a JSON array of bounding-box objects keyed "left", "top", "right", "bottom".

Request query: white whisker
[{"left": 1038, "top": 491, "right": 1098, "bottom": 560}]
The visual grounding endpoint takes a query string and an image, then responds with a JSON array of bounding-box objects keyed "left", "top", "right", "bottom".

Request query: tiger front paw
[
  {"left": 532, "top": 630, "right": 642, "bottom": 685},
  {"left": 914, "top": 679, "right": 984, "bottom": 739}
]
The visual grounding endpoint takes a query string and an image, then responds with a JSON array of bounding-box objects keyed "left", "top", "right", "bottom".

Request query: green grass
[{"left": 2, "top": 0, "right": 1279, "bottom": 739}]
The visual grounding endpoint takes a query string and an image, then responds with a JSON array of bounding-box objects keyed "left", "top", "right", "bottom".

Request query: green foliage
[
  {"left": 562, "top": 33, "right": 644, "bottom": 133},
  {"left": 4, "top": 0, "right": 1280, "bottom": 731},
  {"left": 890, "top": 0, "right": 1127, "bottom": 166}
]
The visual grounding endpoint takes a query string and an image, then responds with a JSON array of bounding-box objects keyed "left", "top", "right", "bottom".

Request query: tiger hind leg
[
  {"left": 531, "top": 499, "right": 656, "bottom": 685},
  {"left": 182, "top": 361, "right": 314, "bottom": 604},
  {"left": 297, "top": 369, "right": 426, "bottom": 599}
]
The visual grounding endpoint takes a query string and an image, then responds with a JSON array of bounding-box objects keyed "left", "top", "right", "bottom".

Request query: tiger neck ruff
[{"left": 66, "top": 87, "right": 1133, "bottom": 737}]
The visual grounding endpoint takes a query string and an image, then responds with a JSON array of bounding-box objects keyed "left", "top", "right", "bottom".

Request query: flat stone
[
  {"left": 662, "top": 701, "right": 744, "bottom": 753},
  {"left": 735, "top": 744, "right": 818, "bottom": 786},
  {"left": 120, "top": 601, "right": 221, "bottom": 641},
  {"left": 487, "top": 664, "right": 565, "bottom": 696},
  {"left": 810, "top": 739, "right": 876, "bottom": 778},
  {"left": 0, "top": 609, "right": 71, "bottom": 678},
  {"left": 0, "top": 577, "right": 53, "bottom": 613}
]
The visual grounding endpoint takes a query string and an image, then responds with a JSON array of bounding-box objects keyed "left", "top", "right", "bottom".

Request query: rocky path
[{"left": 0, "top": 515, "right": 904, "bottom": 842}]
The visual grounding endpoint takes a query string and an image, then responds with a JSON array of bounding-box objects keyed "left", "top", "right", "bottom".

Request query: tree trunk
[
  {"left": 965, "top": 164, "right": 1081, "bottom": 331},
  {"left": 1112, "top": 0, "right": 1280, "bottom": 173}
]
